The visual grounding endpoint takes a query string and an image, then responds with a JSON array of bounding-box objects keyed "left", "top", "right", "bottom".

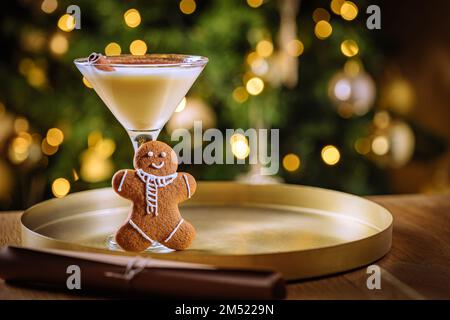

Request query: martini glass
[{"left": 74, "top": 53, "right": 208, "bottom": 251}]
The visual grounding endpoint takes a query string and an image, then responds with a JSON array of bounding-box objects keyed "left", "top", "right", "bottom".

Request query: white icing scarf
[{"left": 136, "top": 169, "right": 177, "bottom": 216}]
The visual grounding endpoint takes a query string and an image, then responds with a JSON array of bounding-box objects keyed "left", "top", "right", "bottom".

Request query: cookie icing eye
[
  {"left": 160, "top": 152, "right": 167, "bottom": 158},
  {"left": 147, "top": 151, "right": 153, "bottom": 157}
]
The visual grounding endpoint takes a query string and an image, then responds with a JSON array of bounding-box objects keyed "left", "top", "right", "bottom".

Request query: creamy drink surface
[{"left": 79, "top": 65, "right": 203, "bottom": 130}]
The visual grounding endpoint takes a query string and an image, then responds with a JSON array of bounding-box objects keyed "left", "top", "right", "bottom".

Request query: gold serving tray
[{"left": 21, "top": 182, "right": 393, "bottom": 280}]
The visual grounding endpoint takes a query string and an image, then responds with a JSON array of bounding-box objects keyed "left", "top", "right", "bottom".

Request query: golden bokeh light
[
  {"left": 105, "top": 42, "right": 122, "bottom": 56},
  {"left": 41, "top": 138, "right": 58, "bottom": 155},
  {"left": 175, "top": 97, "right": 187, "bottom": 112},
  {"left": 124, "top": 9, "right": 141, "bottom": 28},
  {"left": 256, "top": 40, "right": 274, "bottom": 58},
  {"left": 130, "top": 40, "right": 147, "bottom": 55},
  {"left": 88, "top": 131, "right": 102, "bottom": 147},
  {"left": 283, "top": 153, "right": 301, "bottom": 172},
  {"left": 247, "top": 0, "right": 263, "bottom": 8},
  {"left": 27, "top": 66, "right": 47, "bottom": 88},
  {"left": 94, "top": 138, "right": 116, "bottom": 158},
  {"left": 372, "top": 136, "right": 389, "bottom": 155},
  {"left": 354, "top": 138, "right": 371, "bottom": 155},
  {"left": 52, "top": 178, "right": 70, "bottom": 198},
  {"left": 49, "top": 33, "right": 68, "bottom": 55},
  {"left": 12, "top": 136, "right": 30, "bottom": 154},
  {"left": 314, "top": 20, "right": 333, "bottom": 40},
  {"left": 341, "top": 39, "right": 359, "bottom": 57},
  {"left": 246, "top": 77, "right": 264, "bottom": 95},
  {"left": 46, "top": 128, "right": 64, "bottom": 146},
  {"left": 41, "top": 0, "right": 58, "bottom": 14},
  {"left": 313, "top": 8, "right": 330, "bottom": 22},
  {"left": 14, "top": 117, "right": 29, "bottom": 133},
  {"left": 9, "top": 137, "right": 30, "bottom": 164},
  {"left": 340, "top": 1, "right": 358, "bottom": 21},
  {"left": 230, "top": 134, "right": 250, "bottom": 159},
  {"left": 179, "top": 0, "right": 196, "bottom": 14},
  {"left": 286, "top": 39, "right": 304, "bottom": 57},
  {"left": 232, "top": 86, "right": 249, "bottom": 103},
  {"left": 82, "top": 77, "right": 93, "bottom": 88},
  {"left": 321, "top": 145, "right": 340, "bottom": 165},
  {"left": 19, "top": 58, "right": 34, "bottom": 76},
  {"left": 246, "top": 52, "right": 259, "bottom": 65},
  {"left": 57, "top": 14, "right": 75, "bottom": 32},
  {"left": 374, "top": 111, "right": 391, "bottom": 129},
  {"left": 337, "top": 103, "right": 353, "bottom": 118},
  {"left": 344, "top": 59, "right": 361, "bottom": 76},
  {"left": 330, "top": 0, "right": 345, "bottom": 15}
]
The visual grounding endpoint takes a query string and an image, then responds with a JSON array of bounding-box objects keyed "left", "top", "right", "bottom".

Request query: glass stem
[{"left": 127, "top": 129, "right": 162, "bottom": 151}]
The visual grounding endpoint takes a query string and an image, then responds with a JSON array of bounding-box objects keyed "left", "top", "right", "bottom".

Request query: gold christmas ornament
[
  {"left": 328, "top": 70, "right": 376, "bottom": 117},
  {"left": 368, "top": 119, "right": 415, "bottom": 168}
]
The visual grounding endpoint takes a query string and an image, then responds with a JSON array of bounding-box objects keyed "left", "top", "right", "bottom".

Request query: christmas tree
[{"left": 0, "top": 0, "right": 446, "bottom": 209}]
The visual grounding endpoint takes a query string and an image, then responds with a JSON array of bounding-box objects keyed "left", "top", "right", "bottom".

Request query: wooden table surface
[{"left": 1, "top": 193, "right": 449, "bottom": 300}]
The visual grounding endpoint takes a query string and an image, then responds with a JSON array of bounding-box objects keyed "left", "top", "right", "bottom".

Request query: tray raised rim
[{"left": 21, "top": 182, "right": 393, "bottom": 280}]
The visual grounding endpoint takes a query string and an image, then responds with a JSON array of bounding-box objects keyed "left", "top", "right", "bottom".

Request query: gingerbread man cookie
[{"left": 112, "top": 141, "right": 196, "bottom": 252}]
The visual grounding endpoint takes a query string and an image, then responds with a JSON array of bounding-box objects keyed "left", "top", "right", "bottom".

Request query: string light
[
  {"left": 175, "top": 97, "right": 187, "bottom": 112},
  {"left": 341, "top": 39, "right": 359, "bottom": 57},
  {"left": 94, "top": 138, "right": 116, "bottom": 158},
  {"left": 41, "top": 0, "right": 58, "bottom": 14},
  {"left": 344, "top": 59, "right": 361, "bottom": 76},
  {"left": 27, "top": 66, "right": 47, "bottom": 88},
  {"left": 250, "top": 58, "right": 269, "bottom": 76},
  {"left": 374, "top": 111, "right": 391, "bottom": 129},
  {"left": 41, "top": 138, "right": 58, "bottom": 155},
  {"left": 14, "top": 117, "right": 29, "bottom": 133},
  {"left": 9, "top": 137, "right": 30, "bottom": 164},
  {"left": 256, "top": 40, "right": 273, "bottom": 57},
  {"left": 82, "top": 77, "right": 93, "bottom": 88},
  {"left": 246, "top": 52, "right": 259, "bottom": 65},
  {"left": 247, "top": 0, "right": 263, "bottom": 8},
  {"left": 81, "top": 134, "right": 115, "bottom": 182},
  {"left": 283, "top": 153, "right": 301, "bottom": 172},
  {"left": 179, "top": 0, "right": 196, "bottom": 14},
  {"left": 105, "top": 42, "right": 121, "bottom": 56},
  {"left": 232, "top": 87, "right": 249, "bottom": 103},
  {"left": 46, "top": 128, "right": 64, "bottom": 146},
  {"left": 49, "top": 33, "right": 68, "bottom": 55},
  {"left": 354, "top": 138, "right": 371, "bottom": 155},
  {"left": 130, "top": 40, "right": 147, "bottom": 55},
  {"left": 88, "top": 131, "right": 102, "bottom": 147},
  {"left": 230, "top": 134, "right": 250, "bottom": 159},
  {"left": 52, "top": 178, "right": 70, "bottom": 198},
  {"left": 124, "top": 9, "right": 141, "bottom": 28},
  {"left": 340, "top": 1, "right": 358, "bottom": 21},
  {"left": 57, "top": 14, "right": 75, "bottom": 32},
  {"left": 321, "top": 145, "right": 340, "bottom": 165},
  {"left": 246, "top": 77, "right": 264, "bottom": 95},
  {"left": 330, "top": 0, "right": 345, "bottom": 15},
  {"left": 312, "top": 8, "right": 330, "bottom": 22},
  {"left": 315, "top": 20, "right": 332, "bottom": 40},
  {"left": 286, "top": 39, "right": 304, "bottom": 57},
  {"left": 372, "top": 136, "right": 389, "bottom": 155}
]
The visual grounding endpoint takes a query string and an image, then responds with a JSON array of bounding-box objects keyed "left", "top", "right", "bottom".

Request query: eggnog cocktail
[{"left": 75, "top": 54, "right": 208, "bottom": 148}]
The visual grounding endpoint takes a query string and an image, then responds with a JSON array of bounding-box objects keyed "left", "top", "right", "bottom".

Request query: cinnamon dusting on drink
[{"left": 88, "top": 53, "right": 189, "bottom": 72}]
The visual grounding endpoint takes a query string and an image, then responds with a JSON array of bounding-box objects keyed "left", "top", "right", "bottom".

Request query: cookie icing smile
[{"left": 151, "top": 162, "right": 165, "bottom": 169}]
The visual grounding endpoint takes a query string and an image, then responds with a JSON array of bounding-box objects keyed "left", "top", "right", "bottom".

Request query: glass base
[{"left": 106, "top": 234, "right": 174, "bottom": 253}]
